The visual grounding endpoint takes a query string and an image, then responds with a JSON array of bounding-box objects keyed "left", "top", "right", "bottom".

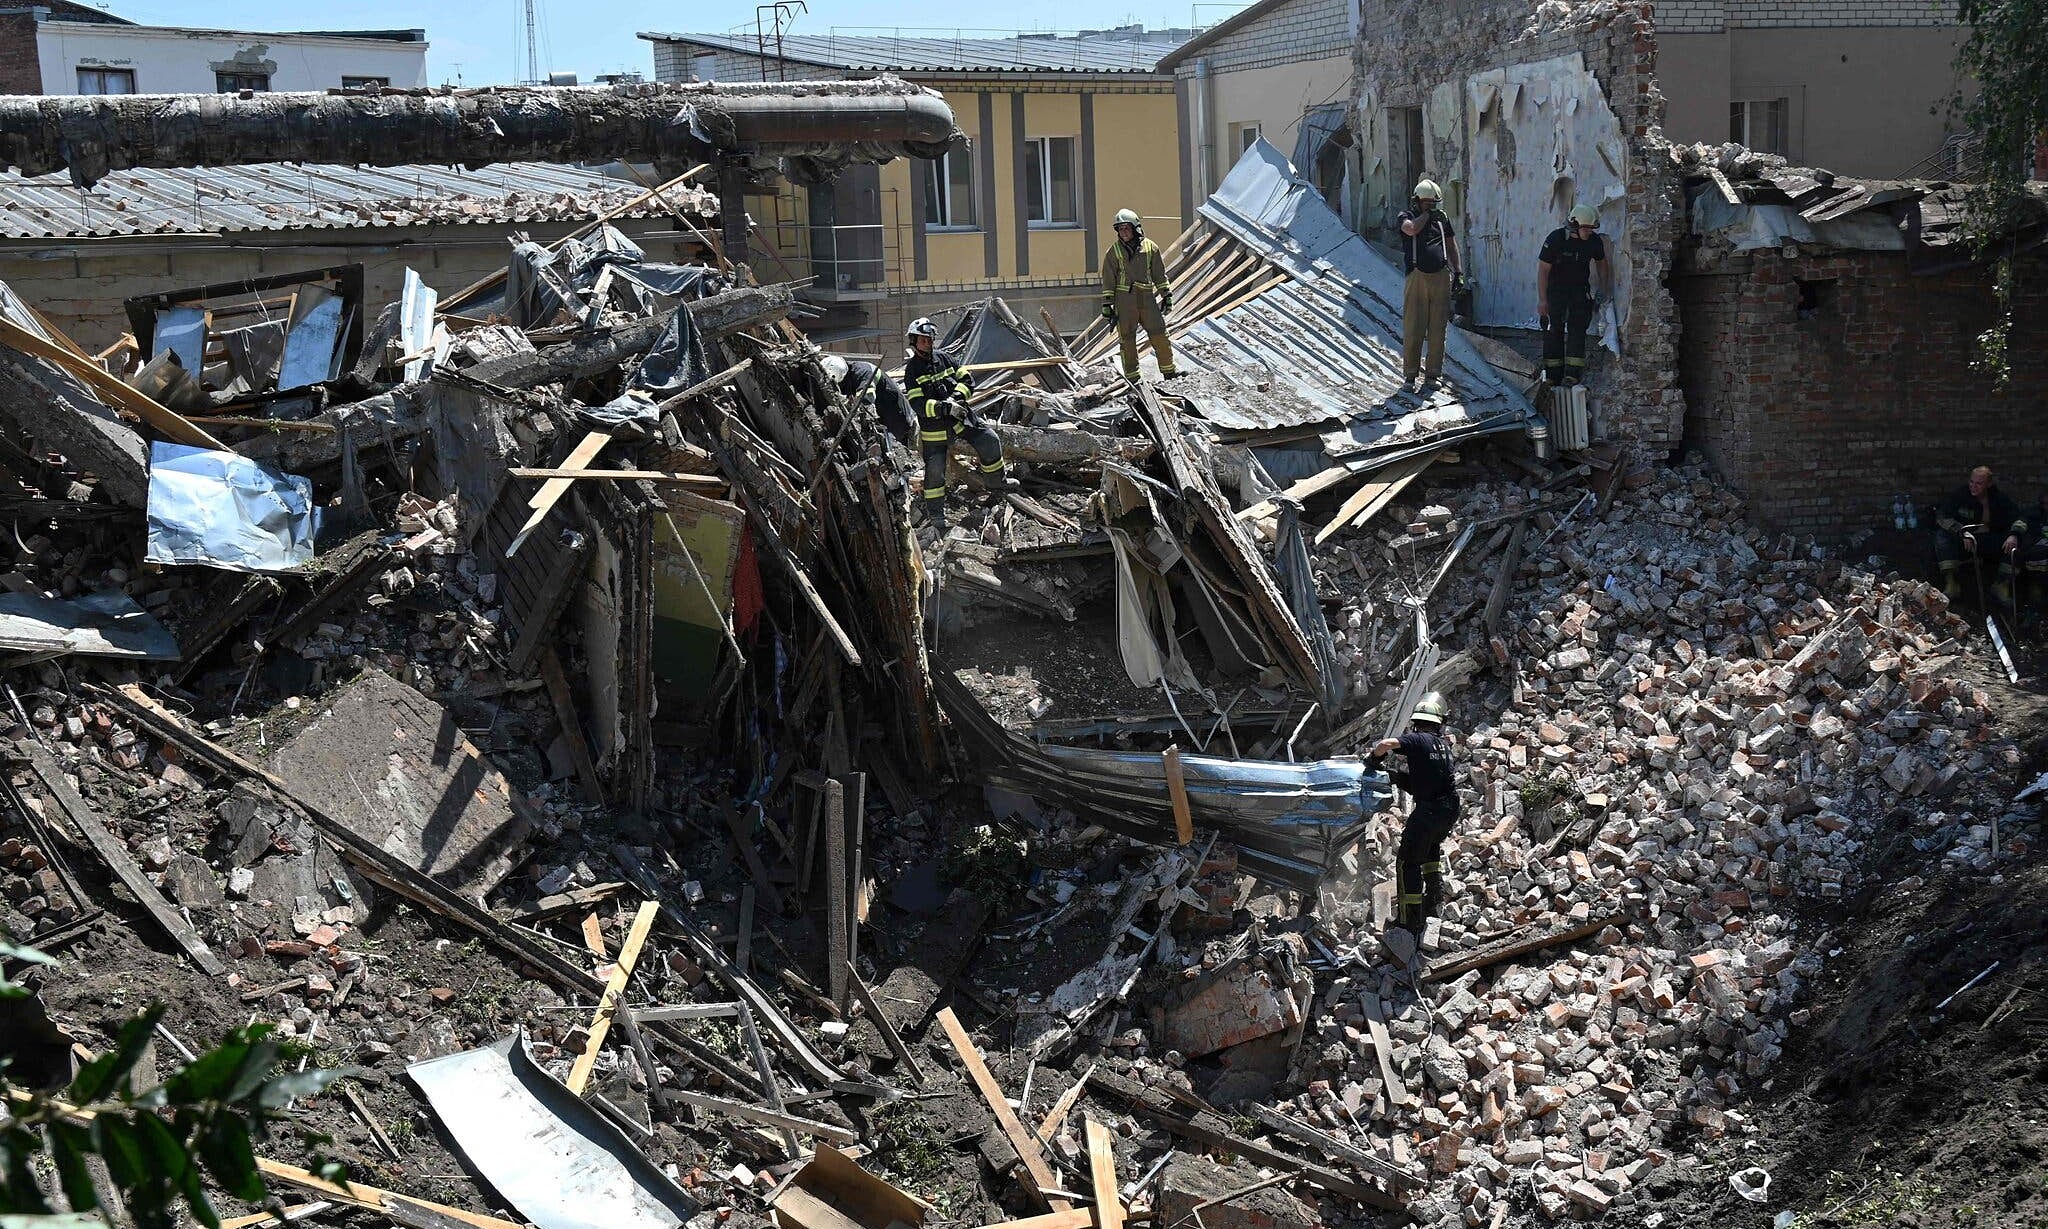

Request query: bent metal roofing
[
  {"left": 639, "top": 29, "right": 1189, "bottom": 74},
  {"left": 0, "top": 162, "right": 705, "bottom": 242}
]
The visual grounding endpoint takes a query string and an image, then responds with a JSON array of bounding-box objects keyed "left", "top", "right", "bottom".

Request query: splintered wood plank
[
  {"left": 25, "top": 743, "right": 224, "bottom": 976},
  {"left": 1315, "top": 454, "right": 1434, "bottom": 545},
  {"left": 823, "top": 777, "right": 850, "bottom": 1012},
  {"left": 508, "top": 429, "right": 609, "bottom": 557},
  {"left": 566, "top": 899, "right": 659, "bottom": 1094},
  {"left": 848, "top": 961, "right": 925, "bottom": 1085},
  {"left": 1361, "top": 993, "right": 1410, "bottom": 1109},
  {"left": 1084, "top": 1117, "right": 1125, "bottom": 1229},
  {"left": 1162, "top": 745, "right": 1194, "bottom": 845},
  {"left": 540, "top": 646, "right": 604, "bottom": 803},
  {"left": 936, "top": 1007, "right": 1072, "bottom": 1212},
  {"left": 1036, "top": 1062, "right": 1095, "bottom": 1144}
]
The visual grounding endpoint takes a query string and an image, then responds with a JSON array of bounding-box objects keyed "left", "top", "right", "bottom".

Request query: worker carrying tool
[
  {"left": 820, "top": 353, "right": 915, "bottom": 447},
  {"left": 1367, "top": 691, "right": 1460, "bottom": 964},
  {"left": 1398, "top": 180, "right": 1461, "bottom": 389},
  {"left": 1536, "top": 203, "right": 1610, "bottom": 386},
  {"left": 902, "top": 316, "right": 1012, "bottom": 531},
  {"left": 1100, "top": 208, "right": 1180, "bottom": 382},
  {"left": 1932, "top": 465, "right": 2025, "bottom": 606}
]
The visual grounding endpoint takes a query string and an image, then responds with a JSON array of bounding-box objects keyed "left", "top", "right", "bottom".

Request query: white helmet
[
  {"left": 818, "top": 353, "right": 849, "bottom": 384},
  {"left": 1413, "top": 179, "right": 1442, "bottom": 202},
  {"left": 906, "top": 317, "right": 940, "bottom": 341},
  {"left": 1113, "top": 208, "right": 1141, "bottom": 227}
]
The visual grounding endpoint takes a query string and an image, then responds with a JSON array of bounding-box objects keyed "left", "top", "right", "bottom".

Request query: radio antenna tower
[{"left": 521, "top": 0, "right": 542, "bottom": 84}]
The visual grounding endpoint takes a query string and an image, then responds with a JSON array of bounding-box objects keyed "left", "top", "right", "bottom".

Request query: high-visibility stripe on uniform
[
  {"left": 920, "top": 430, "right": 950, "bottom": 443},
  {"left": 979, "top": 457, "right": 1007, "bottom": 474}
]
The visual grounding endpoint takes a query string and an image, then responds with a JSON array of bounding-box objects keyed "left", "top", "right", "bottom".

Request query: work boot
[{"left": 1162, "top": 369, "right": 1184, "bottom": 380}]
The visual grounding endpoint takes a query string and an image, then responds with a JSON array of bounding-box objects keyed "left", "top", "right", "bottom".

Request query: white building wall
[{"left": 36, "top": 22, "right": 428, "bottom": 94}]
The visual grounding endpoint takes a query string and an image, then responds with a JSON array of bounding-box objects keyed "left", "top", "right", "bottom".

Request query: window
[
  {"left": 216, "top": 71, "right": 270, "bottom": 93},
  {"left": 77, "top": 67, "right": 135, "bottom": 94},
  {"left": 340, "top": 75, "right": 389, "bottom": 90},
  {"left": 923, "top": 149, "right": 977, "bottom": 229},
  {"left": 1730, "top": 99, "right": 1787, "bottom": 155},
  {"left": 692, "top": 50, "right": 718, "bottom": 82},
  {"left": 1025, "top": 136, "right": 1078, "bottom": 227},
  {"left": 1231, "top": 122, "right": 1262, "bottom": 157}
]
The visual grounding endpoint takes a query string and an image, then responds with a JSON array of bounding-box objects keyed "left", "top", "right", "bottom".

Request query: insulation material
[
  {"left": 1463, "top": 54, "right": 1631, "bottom": 343},
  {"left": 1689, "top": 193, "right": 1907, "bottom": 252}
]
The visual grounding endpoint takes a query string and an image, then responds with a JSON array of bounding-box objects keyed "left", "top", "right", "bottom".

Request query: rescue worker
[
  {"left": 1398, "top": 180, "right": 1461, "bottom": 388},
  {"left": 1367, "top": 692, "right": 1459, "bottom": 963},
  {"left": 1536, "top": 203, "right": 1609, "bottom": 386},
  {"left": 1100, "top": 208, "right": 1179, "bottom": 382},
  {"left": 1932, "top": 465, "right": 2025, "bottom": 605},
  {"left": 821, "top": 353, "right": 914, "bottom": 447},
  {"left": 902, "top": 317, "right": 1011, "bottom": 530}
]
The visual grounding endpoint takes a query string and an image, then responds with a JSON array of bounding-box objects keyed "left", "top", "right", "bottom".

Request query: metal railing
[
  {"left": 1900, "top": 132, "right": 1988, "bottom": 182},
  {"left": 756, "top": 186, "right": 907, "bottom": 292}
]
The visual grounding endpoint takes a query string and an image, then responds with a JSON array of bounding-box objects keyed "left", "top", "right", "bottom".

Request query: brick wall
[
  {"left": 1654, "top": 0, "right": 1961, "bottom": 32},
  {"left": 1677, "top": 243, "right": 2048, "bottom": 539},
  {"left": 1174, "top": 0, "right": 1352, "bottom": 75},
  {"left": 1355, "top": 0, "right": 1687, "bottom": 452},
  {"left": 0, "top": 12, "right": 45, "bottom": 95}
]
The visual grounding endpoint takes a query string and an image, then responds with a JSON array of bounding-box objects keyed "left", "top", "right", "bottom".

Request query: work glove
[
  {"left": 1452, "top": 272, "right": 1466, "bottom": 295},
  {"left": 1100, "top": 303, "right": 1117, "bottom": 323},
  {"left": 1159, "top": 293, "right": 1173, "bottom": 316}
]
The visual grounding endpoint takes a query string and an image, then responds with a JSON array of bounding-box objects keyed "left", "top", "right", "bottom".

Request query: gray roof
[
  {"left": 639, "top": 29, "right": 1190, "bottom": 74},
  {"left": 0, "top": 162, "right": 708, "bottom": 241}
]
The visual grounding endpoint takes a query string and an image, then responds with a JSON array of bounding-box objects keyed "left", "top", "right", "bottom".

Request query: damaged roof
[
  {"left": 0, "top": 162, "right": 704, "bottom": 242},
  {"left": 1168, "top": 140, "right": 1533, "bottom": 439},
  {"left": 639, "top": 29, "right": 1190, "bottom": 74}
]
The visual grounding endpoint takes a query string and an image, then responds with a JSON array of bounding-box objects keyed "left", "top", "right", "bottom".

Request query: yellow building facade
[{"left": 641, "top": 30, "right": 1191, "bottom": 342}]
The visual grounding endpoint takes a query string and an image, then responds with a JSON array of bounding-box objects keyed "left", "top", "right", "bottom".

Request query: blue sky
[{"left": 105, "top": 0, "right": 1245, "bottom": 87}]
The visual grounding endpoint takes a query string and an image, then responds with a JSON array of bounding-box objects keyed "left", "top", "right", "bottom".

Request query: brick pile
[{"left": 1297, "top": 460, "right": 2027, "bottom": 1223}]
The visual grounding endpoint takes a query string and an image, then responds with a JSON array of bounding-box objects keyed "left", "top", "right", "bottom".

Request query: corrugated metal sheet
[
  {"left": 644, "top": 29, "right": 1187, "bottom": 74},
  {"left": 0, "top": 162, "right": 703, "bottom": 241},
  {"left": 1172, "top": 139, "right": 1534, "bottom": 437}
]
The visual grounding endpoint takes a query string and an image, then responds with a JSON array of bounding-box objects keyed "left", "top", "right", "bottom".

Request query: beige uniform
[{"left": 1101, "top": 236, "right": 1176, "bottom": 380}]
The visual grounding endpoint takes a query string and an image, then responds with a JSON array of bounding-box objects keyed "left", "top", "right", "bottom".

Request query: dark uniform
[
  {"left": 1538, "top": 225, "right": 1607, "bottom": 383},
  {"left": 1375, "top": 729, "right": 1460, "bottom": 930},
  {"left": 1933, "top": 480, "right": 2026, "bottom": 598},
  {"left": 903, "top": 347, "right": 1005, "bottom": 526},
  {"left": 839, "top": 360, "right": 915, "bottom": 447}
]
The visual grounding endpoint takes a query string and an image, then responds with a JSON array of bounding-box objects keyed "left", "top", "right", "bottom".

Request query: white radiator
[{"left": 1546, "top": 384, "right": 1591, "bottom": 452}]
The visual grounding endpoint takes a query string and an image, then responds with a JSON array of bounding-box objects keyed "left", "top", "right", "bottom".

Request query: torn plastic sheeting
[
  {"left": 1272, "top": 500, "right": 1345, "bottom": 716},
  {"left": 592, "top": 297, "right": 714, "bottom": 425},
  {"left": 408, "top": 1033, "right": 700, "bottom": 1229},
  {"left": 0, "top": 589, "right": 178, "bottom": 659},
  {"left": 145, "top": 442, "right": 319, "bottom": 573}
]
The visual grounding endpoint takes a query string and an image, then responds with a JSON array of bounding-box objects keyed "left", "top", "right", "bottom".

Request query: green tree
[
  {"left": 1953, "top": 0, "right": 2046, "bottom": 383},
  {"left": 1, "top": 932, "right": 348, "bottom": 1229}
]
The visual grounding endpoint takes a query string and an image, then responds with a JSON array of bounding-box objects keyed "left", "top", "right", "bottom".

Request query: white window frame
[
  {"left": 1730, "top": 98, "right": 1788, "bottom": 156},
  {"left": 76, "top": 67, "right": 135, "bottom": 94},
  {"left": 924, "top": 148, "right": 978, "bottom": 231},
  {"left": 1025, "top": 136, "right": 1080, "bottom": 229},
  {"left": 216, "top": 70, "right": 271, "bottom": 93},
  {"left": 1234, "top": 122, "right": 1262, "bottom": 156}
]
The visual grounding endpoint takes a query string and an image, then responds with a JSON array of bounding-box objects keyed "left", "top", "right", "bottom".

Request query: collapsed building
[{"left": 0, "top": 77, "right": 2040, "bottom": 1229}]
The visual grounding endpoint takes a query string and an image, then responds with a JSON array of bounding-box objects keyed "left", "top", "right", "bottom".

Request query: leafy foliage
[
  {"left": 1952, "top": 0, "right": 2046, "bottom": 380},
  {"left": 0, "top": 931, "right": 349, "bottom": 1229}
]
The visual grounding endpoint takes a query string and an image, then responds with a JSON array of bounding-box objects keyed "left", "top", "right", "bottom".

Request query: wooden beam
[
  {"left": 969, "top": 1212, "right": 1095, "bottom": 1229},
  {"left": 508, "top": 429, "right": 609, "bottom": 558},
  {"left": 668, "top": 1088, "right": 858, "bottom": 1145},
  {"left": 1085, "top": 1117, "right": 1125, "bottom": 1229},
  {"left": 1161, "top": 746, "right": 1193, "bottom": 846},
  {"left": 539, "top": 646, "right": 605, "bottom": 804},
  {"left": 1314, "top": 454, "right": 1434, "bottom": 546},
  {"left": 1422, "top": 911, "right": 1626, "bottom": 984},
  {"left": 565, "top": 899, "right": 660, "bottom": 1094},
  {"left": 847, "top": 961, "right": 925, "bottom": 1085},
  {"left": 0, "top": 316, "right": 227, "bottom": 450},
  {"left": 823, "top": 777, "right": 850, "bottom": 1013},
  {"left": 256, "top": 1159, "right": 525, "bottom": 1229},
  {"left": 1246, "top": 1103, "right": 1419, "bottom": 1190},
  {"left": 1035, "top": 1063, "right": 1094, "bottom": 1144},
  {"left": 723, "top": 805, "right": 788, "bottom": 918},
  {"left": 1360, "top": 992, "right": 1410, "bottom": 1110},
  {"left": 936, "top": 1007, "right": 1073, "bottom": 1213},
  {"left": 507, "top": 467, "right": 726, "bottom": 485},
  {"left": 25, "top": 743, "right": 224, "bottom": 976}
]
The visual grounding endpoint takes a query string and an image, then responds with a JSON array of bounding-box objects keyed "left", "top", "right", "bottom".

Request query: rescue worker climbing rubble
[
  {"left": 1368, "top": 691, "right": 1460, "bottom": 965},
  {"left": 1932, "top": 465, "right": 2025, "bottom": 606},
  {"left": 1536, "top": 203, "right": 1609, "bottom": 386},
  {"left": 1100, "top": 208, "right": 1179, "bottom": 382},
  {"left": 902, "top": 316, "right": 1012, "bottom": 531}
]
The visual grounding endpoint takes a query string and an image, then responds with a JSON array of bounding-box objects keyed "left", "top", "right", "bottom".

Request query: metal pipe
[{"left": 0, "top": 81, "right": 961, "bottom": 187}]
